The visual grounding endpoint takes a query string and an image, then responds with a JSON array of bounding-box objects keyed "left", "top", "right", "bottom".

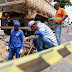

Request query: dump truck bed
[{"left": 0, "top": 0, "right": 56, "bottom": 17}]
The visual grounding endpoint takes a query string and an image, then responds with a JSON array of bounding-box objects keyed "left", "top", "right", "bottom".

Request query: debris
[{"left": 0, "top": 33, "right": 36, "bottom": 63}]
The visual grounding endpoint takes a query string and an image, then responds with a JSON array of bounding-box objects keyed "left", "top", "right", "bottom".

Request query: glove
[
  {"left": 6, "top": 46, "right": 10, "bottom": 52},
  {"left": 19, "top": 49, "right": 24, "bottom": 55}
]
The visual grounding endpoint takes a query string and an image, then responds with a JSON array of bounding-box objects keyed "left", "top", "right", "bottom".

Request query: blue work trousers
[
  {"left": 33, "top": 36, "right": 54, "bottom": 52},
  {"left": 55, "top": 24, "right": 62, "bottom": 45},
  {"left": 8, "top": 47, "right": 21, "bottom": 60}
]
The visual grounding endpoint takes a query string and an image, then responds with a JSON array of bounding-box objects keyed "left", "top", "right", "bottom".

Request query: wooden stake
[{"left": 27, "top": 45, "right": 34, "bottom": 55}]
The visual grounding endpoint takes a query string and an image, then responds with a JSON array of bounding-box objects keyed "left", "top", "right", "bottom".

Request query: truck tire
[
  {"left": 4, "top": 30, "right": 11, "bottom": 35},
  {"left": 4, "top": 30, "right": 8, "bottom": 35}
]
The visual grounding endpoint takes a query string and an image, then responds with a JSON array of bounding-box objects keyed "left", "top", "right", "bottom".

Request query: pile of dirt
[
  {"left": 0, "top": 39, "right": 9, "bottom": 63},
  {"left": 0, "top": 34, "right": 37, "bottom": 63}
]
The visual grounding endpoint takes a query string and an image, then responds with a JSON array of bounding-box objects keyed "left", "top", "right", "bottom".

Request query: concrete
[{"left": 41, "top": 26, "right": 72, "bottom": 72}]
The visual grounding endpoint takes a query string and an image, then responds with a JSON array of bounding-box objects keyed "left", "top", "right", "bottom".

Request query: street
[
  {"left": 41, "top": 26, "right": 72, "bottom": 72},
  {"left": 0, "top": 26, "right": 72, "bottom": 72}
]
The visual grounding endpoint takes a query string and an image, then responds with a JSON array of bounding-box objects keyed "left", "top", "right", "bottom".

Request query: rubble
[
  {"left": 0, "top": 33, "right": 36, "bottom": 63},
  {"left": 0, "top": 39, "right": 9, "bottom": 63}
]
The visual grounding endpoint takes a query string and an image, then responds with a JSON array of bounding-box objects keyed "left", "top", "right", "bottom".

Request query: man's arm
[
  {"left": 58, "top": 15, "right": 68, "bottom": 24},
  {"left": 21, "top": 31, "right": 24, "bottom": 49},
  {"left": 30, "top": 38, "right": 36, "bottom": 46},
  {"left": 58, "top": 8, "right": 68, "bottom": 24},
  {"left": 8, "top": 34, "right": 11, "bottom": 47},
  {"left": 35, "top": 30, "right": 45, "bottom": 36},
  {"left": 35, "top": 24, "right": 45, "bottom": 36},
  {"left": 8, "top": 34, "right": 12, "bottom": 47},
  {"left": 19, "top": 31, "right": 24, "bottom": 54}
]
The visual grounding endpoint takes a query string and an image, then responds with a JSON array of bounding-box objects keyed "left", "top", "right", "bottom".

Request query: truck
[{"left": 0, "top": 0, "right": 56, "bottom": 36}]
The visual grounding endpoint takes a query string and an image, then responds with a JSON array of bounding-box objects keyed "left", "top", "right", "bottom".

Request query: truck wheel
[
  {"left": 4, "top": 30, "right": 11, "bottom": 35},
  {"left": 4, "top": 30, "right": 8, "bottom": 35}
]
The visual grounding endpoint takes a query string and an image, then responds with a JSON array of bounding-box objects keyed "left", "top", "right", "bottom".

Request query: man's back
[{"left": 37, "top": 23, "right": 58, "bottom": 46}]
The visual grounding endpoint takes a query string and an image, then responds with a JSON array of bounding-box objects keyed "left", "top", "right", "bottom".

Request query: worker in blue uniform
[{"left": 6, "top": 21, "right": 24, "bottom": 60}]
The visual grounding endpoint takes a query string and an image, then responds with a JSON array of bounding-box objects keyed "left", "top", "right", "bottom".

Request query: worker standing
[
  {"left": 28, "top": 20, "right": 58, "bottom": 52},
  {"left": 54, "top": 3, "right": 68, "bottom": 45},
  {"left": 6, "top": 21, "right": 24, "bottom": 60}
]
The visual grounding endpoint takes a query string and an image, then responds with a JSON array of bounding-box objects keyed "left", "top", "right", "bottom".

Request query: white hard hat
[{"left": 28, "top": 20, "right": 35, "bottom": 30}]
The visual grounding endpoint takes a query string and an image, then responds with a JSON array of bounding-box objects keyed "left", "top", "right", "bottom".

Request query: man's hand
[
  {"left": 19, "top": 49, "right": 24, "bottom": 55},
  {"left": 30, "top": 41, "right": 34, "bottom": 47},
  {"left": 6, "top": 46, "right": 10, "bottom": 52},
  {"left": 57, "top": 21, "right": 62, "bottom": 25},
  {"left": 57, "top": 15, "right": 68, "bottom": 25}
]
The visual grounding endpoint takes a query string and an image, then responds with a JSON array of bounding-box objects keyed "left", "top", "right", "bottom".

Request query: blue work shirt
[{"left": 8, "top": 29, "right": 24, "bottom": 49}]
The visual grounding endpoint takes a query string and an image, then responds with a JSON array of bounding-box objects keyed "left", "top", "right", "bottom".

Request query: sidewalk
[
  {"left": 61, "top": 27, "right": 72, "bottom": 44},
  {"left": 41, "top": 27, "right": 72, "bottom": 72}
]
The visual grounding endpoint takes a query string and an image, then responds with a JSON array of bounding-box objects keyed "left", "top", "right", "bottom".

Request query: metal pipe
[{"left": 0, "top": 26, "right": 29, "bottom": 30}]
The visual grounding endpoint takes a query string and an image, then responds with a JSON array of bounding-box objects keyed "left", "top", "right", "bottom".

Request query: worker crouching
[
  {"left": 6, "top": 21, "right": 24, "bottom": 60},
  {"left": 28, "top": 20, "right": 58, "bottom": 52}
]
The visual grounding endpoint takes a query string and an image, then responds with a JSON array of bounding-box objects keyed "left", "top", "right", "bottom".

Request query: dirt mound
[{"left": 0, "top": 34, "right": 37, "bottom": 63}]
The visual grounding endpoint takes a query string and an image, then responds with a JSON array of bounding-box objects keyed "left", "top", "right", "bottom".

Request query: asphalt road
[
  {"left": 0, "top": 26, "right": 72, "bottom": 72},
  {"left": 41, "top": 26, "right": 72, "bottom": 72}
]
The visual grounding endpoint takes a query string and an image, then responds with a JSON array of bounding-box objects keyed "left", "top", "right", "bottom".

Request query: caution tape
[{"left": 0, "top": 41, "right": 72, "bottom": 72}]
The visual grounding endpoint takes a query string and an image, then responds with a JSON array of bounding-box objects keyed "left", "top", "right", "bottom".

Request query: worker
[
  {"left": 6, "top": 21, "right": 24, "bottom": 60},
  {"left": 54, "top": 3, "right": 68, "bottom": 45},
  {"left": 28, "top": 20, "right": 58, "bottom": 52}
]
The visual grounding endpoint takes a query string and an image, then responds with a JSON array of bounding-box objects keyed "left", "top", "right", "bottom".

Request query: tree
[{"left": 54, "top": 0, "right": 71, "bottom": 8}]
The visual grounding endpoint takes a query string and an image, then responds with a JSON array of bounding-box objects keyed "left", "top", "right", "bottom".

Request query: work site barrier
[{"left": 0, "top": 41, "right": 72, "bottom": 72}]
